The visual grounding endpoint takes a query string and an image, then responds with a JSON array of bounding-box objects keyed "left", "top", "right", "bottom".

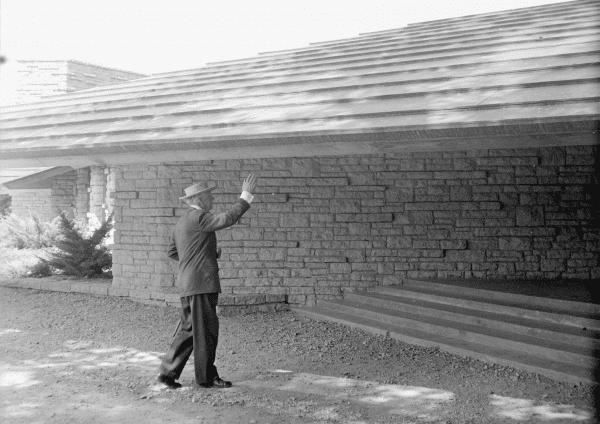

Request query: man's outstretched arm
[{"left": 201, "top": 174, "right": 258, "bottom": 232}]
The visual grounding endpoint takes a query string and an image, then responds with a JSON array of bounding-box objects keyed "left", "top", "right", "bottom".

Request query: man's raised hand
[{"left": 242, "top": 174, "right": 257, "bottom": 194}]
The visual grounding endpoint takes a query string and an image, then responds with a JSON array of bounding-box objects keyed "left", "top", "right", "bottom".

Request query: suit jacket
[{"left": 167, "top": 199, "right": 250, "bottom": 297}]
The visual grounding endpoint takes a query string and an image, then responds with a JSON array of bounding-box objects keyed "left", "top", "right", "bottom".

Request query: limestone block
[
  {"left": 265, "top": 294, "right": 287, "bottom": 303},
  {"left": 450, "top": 186, "right": 473, "bottom": 201},
  {"left": 330, "top": 199, "right": 360, "bottom": 213},
  {"left": 516, "top": 207, "right": 544, "bottom": 226},
  {"left": 541, "top": 259, "right": 566, "bottom": 272},
  {"left": 499, "top": 237, "right": 531, "bottom": 250},
  {"left": 307, "top": 177, "right": 349, "bottom": 186},
  {"left": 258, "top": 249, "right": 285, "bottom": 261},
  {"left": 445, "top": 250, "right": 485, "bottom": 262},
  {"left": 128, "top": 289, "right": 151, "bottom": 299},
  {"left": 280, "top": 214, "right": 309, "bottom": 227},
  {"left": 291, "top": 158, "right": 320, "bottom": 177},
  {"left": 330, "top": 263, "right": 351, "bottom": 273},
  {"left": 441, "top": 240, "right": 468, "bottom": 250},
  {"left": 386, "top": 236, "right": 412, "bottom": 248},
  {"left": 385, "top": 188, "right": 414, "bottom": 203}
]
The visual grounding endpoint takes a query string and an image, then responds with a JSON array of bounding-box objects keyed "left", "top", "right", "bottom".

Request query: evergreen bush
[
  {"left": 40, "top": 211, "right": 114, "bottom": 278},
  {"left": 0, "top": 214, "right": 61, "bottom": 249},
  {"left": 0, "top": 195, "right": 10, "bottom": 216},
  {"left": 28, "top": 259, "right": 53, "bottom": 278}
]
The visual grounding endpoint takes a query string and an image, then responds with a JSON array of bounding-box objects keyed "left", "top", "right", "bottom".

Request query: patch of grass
[{"left": 0, "top": 247, "right": 52, "bottom": 278}]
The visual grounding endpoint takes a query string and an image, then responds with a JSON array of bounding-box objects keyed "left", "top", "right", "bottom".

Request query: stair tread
[
  {"left": 383, "top": 284, "right": 600, "bottom": 319},
  {"left": 294, "top": 306, "right": 594, "bottom": 380},
  {"left": 407, "top": 278, "right": 597, "bottom": 304},
  {"left": 348, "top": 291, "right": 599, "bottom": 339},
  {"left": 320, "top": 298, "right": 596, "bottom": 358}
]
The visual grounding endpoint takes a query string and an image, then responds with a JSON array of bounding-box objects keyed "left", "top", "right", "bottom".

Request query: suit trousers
[{"left": 159, "top": 293, "right": 220, "bottom": 385}]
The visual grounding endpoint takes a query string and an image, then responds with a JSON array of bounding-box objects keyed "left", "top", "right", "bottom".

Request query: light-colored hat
[{"left": 179, "top": 182, "right": 217, "bottom": 199}]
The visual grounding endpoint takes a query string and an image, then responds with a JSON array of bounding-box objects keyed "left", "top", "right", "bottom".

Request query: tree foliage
[
  {"left": 41, "top": 211, "right": 114, "bottom": 278},
  {"left": 0, "top": 214, "right": 61, "bottom": 249}
]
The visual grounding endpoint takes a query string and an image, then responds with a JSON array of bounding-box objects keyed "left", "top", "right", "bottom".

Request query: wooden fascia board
[{"left": 0, "top": 121, "right": 597, "bottom": 168}]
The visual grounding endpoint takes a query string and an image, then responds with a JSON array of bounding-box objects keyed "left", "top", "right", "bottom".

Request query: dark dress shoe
[
  {"left": 198, "top": 377, "right": 232, "bottom": 388},
  {"left": 157, "top": 374, "right": 182, "bottom": 389},
  {"left": 212, "top": 377, "right": 232, "bottom": 388}
]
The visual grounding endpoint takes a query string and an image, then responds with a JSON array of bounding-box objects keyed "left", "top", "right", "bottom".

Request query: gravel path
[{"left": 0, "top": 286, "right": 597, "bottom": 423}]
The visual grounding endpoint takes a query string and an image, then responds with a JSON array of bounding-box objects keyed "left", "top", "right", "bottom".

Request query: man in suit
[{"left": 157, "top": 174, "right": 257, "bottom": 389}]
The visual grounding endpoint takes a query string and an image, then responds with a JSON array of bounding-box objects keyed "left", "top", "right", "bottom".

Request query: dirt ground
[{"left": 0, "top": 285, "right": 597, "bottom": 424}]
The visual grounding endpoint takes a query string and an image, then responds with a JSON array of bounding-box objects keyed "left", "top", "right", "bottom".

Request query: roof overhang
[
  {"left": 1, "top": 0, "right": 598, "bottom": 168},
  {"left": 0, "top": 119, "right": 597, "bottom": 168},
  {"left": 1, "top": 166, "right": 74, "bottom": 189}
]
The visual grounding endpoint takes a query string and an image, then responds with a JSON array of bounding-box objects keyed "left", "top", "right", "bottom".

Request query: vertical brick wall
[
  {"left": 5, "top": 166, "right": 112, "bottom": 227},
  {"left": 89, "top": 167, "right": 106, "bottom": 222},
  {"left": 75, "top": 168, "right": 91, "bottom": 221},
  {"left": 106, "top": 168, "right": 116, "bottom": 214},
  {"left": 110, "top": 145, "right": 598, "bottom": 306},
  {"left": 2, "top": 62, "right": 70, "bottom": 105},
  {"left": 66, "top": 61, "right": 145, "bottom": 92},
  {"left": 88, "top": 166, "right": 116, "bottom": 224},
  {"left": 8, "top": 167, "right": 111, "bottom": 225},
  {"left": 51, "top": 170, "right": 78, "bottom": 218},
  {"left": 8, "top": 189, "right": 53, "bottom": 220},
  {"left": 2, "top": 60, "right": 145, "bottom": 106},
  {"left": 111, "top": 164, "right": 180, "bottom": 296},
  {"left": 2, "top": 60, "right": 143, "bottom": 224},
  {"left": 0, "top": 194, "right": 10, "bottom": 216}
]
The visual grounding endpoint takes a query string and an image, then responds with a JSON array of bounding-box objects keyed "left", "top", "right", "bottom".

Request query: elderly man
[{"left": 157, "top": 174, "right": 257, "bottom": 389}]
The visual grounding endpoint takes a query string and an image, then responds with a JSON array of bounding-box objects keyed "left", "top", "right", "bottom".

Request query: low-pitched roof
[
  {"left": 0, "top": 167, "right": 73, "bottom": 192},
  {"left": 0, "top": 167, "right": 52, "bottom": 193},
  {"left": 1, "top": 0, "right": 598, "bottom": 168}
]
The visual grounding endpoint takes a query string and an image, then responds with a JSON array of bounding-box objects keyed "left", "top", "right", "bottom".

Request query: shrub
[
  {"left": 27, "top": 257, "right": 54, "bottom": 277},
  {"left": 0, "top": 247, "right": 50, "bottom": 278},
  {"left": 0, "top": 214, "right": 61, "bottom": 249},
  {"left": 40, "top": 211, "right": 113, "bottom": 278},
  {"left": 0, "top": 195, "right": 10, "bottom": 216}
]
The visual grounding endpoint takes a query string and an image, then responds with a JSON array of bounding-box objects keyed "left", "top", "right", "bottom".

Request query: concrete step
[
  {"left": 319, "top": 298, "right": 596, "bottom": 368},
  {"left": 344, "top": 291, "right": 600, "bottom": 349},
  {"left": 401, "top": 278, "right": 600, "bottom": 315},
  {"left": 294, "top": 306, "right": 595, "bottom": 384},
  {"left": 293, "top": 279, "right": 600, "bottom": 384},
  {"left": 376, "top": 285, "right": 600, "bottom": 331}
]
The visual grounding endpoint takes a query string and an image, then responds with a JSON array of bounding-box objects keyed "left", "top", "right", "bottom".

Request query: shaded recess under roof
[
  {"left": 0, "top": 0, "right": 598, "bottom": 168},
  {"left": 0, "top": 167, "right": 74, "bottom": 190}
]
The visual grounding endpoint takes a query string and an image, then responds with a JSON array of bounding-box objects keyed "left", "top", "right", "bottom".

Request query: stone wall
[
  {"left": 2, "top": 61, "right": 69, "bottom": 105},
  {"left": 0, "top": 194, "right": 10, "bottom": 216},
  {"left": 1, "top": 60, "right": 144, "bottom": 223},
  {"left": 2, "top": 60, "right": 145, "bottom": 106},
  {"left": 51, "top": 170, "right": 78, "bottom": 219},
  {"left": 110, "top": 145, "right": 599, "bottom": 306},
  {"left": 89, "top": 166, "right": 115, "bottom": 223},
  {"left": 8, "top": 189, "right": 53, "bottom": 220},
  {"left": 7, "top": 167, "right": 111, "bottom": 225},
  {"left": 65, "top": 61, "right": 146, "bottom": 93},
  {"left": 7, "top": 166, "right": 114, "bottom": 227},
  {"left": 75, "top": 168, "right": 91, "bottom": 221}
]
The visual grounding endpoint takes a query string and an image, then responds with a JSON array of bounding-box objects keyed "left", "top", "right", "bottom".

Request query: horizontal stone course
[
  {"left": 83, "top": 146, "right": 600, "bottom": 306},
  {"left": 0, "top": 279, "right": 287, "bottom": 315}
]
